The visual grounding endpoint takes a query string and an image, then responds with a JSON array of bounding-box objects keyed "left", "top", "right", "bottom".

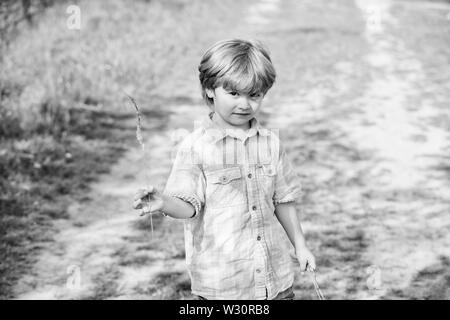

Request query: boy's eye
[
  {"left": 228, "top": 91, "right": 238, "bottom": 96},
  {"left": 250, "top": 93, "right": 263, "bottom": 99}
]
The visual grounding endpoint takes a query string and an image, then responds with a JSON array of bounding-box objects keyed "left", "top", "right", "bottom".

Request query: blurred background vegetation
[
  {"left": 1, "top": 0, "right": 449, "bottom": 300},
  {"left": 0, "top": 0, "right": 246, "bottom": 298}
]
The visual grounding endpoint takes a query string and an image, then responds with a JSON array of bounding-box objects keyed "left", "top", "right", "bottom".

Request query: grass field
[{"left": 0, "top": 0, "right": 253, "bottom": 298}]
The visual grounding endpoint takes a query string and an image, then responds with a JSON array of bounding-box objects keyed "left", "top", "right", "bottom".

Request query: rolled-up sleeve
[
  {"left": 273, "top": 144, "right": 303, "bottom": 205},
  {"left": 163, "top": 136, "right": 205, "bottom": 218}
]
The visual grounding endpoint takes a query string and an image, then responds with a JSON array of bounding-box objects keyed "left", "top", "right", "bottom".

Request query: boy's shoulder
[
  {"left": 259, "top": 125, "right": 283, "bottom": 148},
  {"left": 172, "top": 125, "right": 209, "bottom": 151},
  {"left": 260, "top": 126, "right": 281, "bottom": 141}
]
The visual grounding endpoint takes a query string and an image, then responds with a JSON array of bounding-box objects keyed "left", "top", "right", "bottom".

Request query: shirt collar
[{"left": 201, "top": 112, "right": 270, "bottom": 143}]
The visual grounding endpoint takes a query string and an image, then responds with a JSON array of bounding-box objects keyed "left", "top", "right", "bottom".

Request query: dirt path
[
  {"left": 13, "top": 105, "right": 206, "bottom": 299},
  {"left": 350, "top": 0, "right": 450, "bottom": 298},
  {"left": 14, "top": 0, "right": 450, "bottom": 299}
]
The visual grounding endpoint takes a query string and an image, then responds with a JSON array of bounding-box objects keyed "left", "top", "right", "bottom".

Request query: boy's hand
[
  {"left": 133, "top": 186, "right": 164, "bottom": 216},
  {"left": 296, "top": 245, "right": 316, "bottom": 273}
]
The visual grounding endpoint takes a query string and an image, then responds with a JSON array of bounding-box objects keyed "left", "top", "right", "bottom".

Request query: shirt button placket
[
  {"left": 247, "top": 166, "right": 266, "bottom": 299},
  {"left": 254, "top": 248, "right": 266, "bottom": 298}
]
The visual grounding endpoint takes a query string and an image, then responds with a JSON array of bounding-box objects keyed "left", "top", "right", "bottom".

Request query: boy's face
[{"left": 206, "top": 86, "right": 264, "bottom": 130}]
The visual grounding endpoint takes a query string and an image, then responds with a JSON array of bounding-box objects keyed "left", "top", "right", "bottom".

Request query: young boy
[{"left": 133, "top": 39, "right": 316, "bottom": 300}]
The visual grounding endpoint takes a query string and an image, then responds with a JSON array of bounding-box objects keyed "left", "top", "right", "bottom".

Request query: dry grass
[{"left": 0, "top": 0, "right": 253, "bottom": 298}]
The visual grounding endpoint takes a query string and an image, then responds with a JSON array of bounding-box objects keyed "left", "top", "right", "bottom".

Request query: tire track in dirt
[
  {"left": 241, "top": 0, "right": 376, "bottom": 299},
  {"left": 248, "top": 0, "right": 450, "bottom": 299},
  {"left": 351, "top": 0, "right": 450, "bottom": 299}
]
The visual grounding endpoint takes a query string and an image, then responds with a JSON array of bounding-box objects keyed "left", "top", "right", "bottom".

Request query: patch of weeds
[
  {"left": 384, "top": 256, "right": 450, "bottom": 299},
  {"left": 0, "top": 131, "right": 127, "bottom": 298},
  {"left": 312, "top": 228, "right": 371, "bottom": 298},
  {"left": 137, "top": 271, "right": 192, "bottom": 299},
  {"left": 315, "top": 255, "right": 333, "bottom": 268},
  {"left": 118, "top": 254, "right": 156, "bottom": 267},
  {"left": 136, "top": 244, "right": 157, "bottom": 251},
  {"left": 132, "top": 214, "right": 164, "bottom": 231},
  {"left": 111, "top": 247, "right": 128, "bottom": 258},
  {"left": 175, "top": 278, "right": 191, "bottom": 292},
  {"left": 171, "top": 250, "right": 185, "bottom": 259},
  {"left": 85, "top": 266, "right": 122, "bottom": 300},
  {"left": 147, "top": 271, "right": 183, "bottom": 295},
  {"left": 72, "top": 221, "right": 88, "bottom": 228},
  {"left": 38, "top": 202, "right": 70, "bottom": 219},
  {"left": 121, "top": 235, "right": 147, "bottom": 243}
]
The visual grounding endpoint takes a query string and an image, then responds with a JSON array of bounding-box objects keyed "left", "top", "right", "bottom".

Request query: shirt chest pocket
[
  {"left": 205, "top": 167, "right": 247, "bottom": 208},
  {"left": 256, "top": 163, "right": 277, "bottom": 199}
]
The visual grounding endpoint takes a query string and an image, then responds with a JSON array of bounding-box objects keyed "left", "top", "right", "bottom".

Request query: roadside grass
[
  {"left": 0, "top": 130, "right": 127, "bottom": 298},
  {"left": 133, "top": 271, "right": 192, "bottom": 299},
  {"left": 384, "top": 256, "right": 450, "bottom": 300},
  {"left": 0, "top": 0, "right": 252, "bottom": 298}
]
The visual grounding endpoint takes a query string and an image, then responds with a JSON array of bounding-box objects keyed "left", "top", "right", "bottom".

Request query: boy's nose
[
  {"left": 237, "top": 96, "right": 253, "bottom": 110},
  {"left": 236, "top": 106, "right": 252, "bottom": 114}
]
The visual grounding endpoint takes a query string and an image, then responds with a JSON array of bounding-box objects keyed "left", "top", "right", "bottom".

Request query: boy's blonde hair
[{"left": 198, "top": 39, "right": 276, "bottom": 106}]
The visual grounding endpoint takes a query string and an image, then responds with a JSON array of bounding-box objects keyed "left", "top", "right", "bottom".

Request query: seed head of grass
[
  {"left": 125, "top": 93, "right": 154, "bottom": 239},
  {"left": 126, "top": 94, "right": 145, "bottom": 152}
]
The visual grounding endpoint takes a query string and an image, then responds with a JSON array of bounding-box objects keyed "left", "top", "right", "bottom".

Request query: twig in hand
[
  {"left": 126, "top": 93, "right": 154, "bottom": 240},
  {"left": 309, "top": 268, "right": 325, "bottom": 300}
]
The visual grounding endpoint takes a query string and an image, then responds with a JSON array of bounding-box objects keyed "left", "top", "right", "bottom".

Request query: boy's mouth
[{"left": 232, "top": 113, "right": 251, "bottom": 116}]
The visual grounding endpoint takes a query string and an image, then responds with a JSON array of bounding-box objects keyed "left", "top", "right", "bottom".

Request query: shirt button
[
  {"left": 252, "top": 205, "right": 257, "bottom": 211},
  {"left": 257, "top": 236, "right": 261, "bottom": 241},
  {"left": 256, "top": 269, "right": 261, "bottom": 273},
  {"left": 247, "top": 173, "right": 252, "bottom": 179}
]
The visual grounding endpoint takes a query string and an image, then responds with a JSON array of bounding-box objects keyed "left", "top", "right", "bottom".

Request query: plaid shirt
[{"left": 163, "top": 112, "right": 303, "bottom": 300}]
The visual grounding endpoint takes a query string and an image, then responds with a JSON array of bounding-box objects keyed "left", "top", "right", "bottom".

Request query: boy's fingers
[
  {"left": 300, "top": 259, "right": 307, "bottom": 272},
  {"left": 140, "top": 205, "right": 155, "bottom": 216},
  {"left": 134, "top": 190, "right": 149, "bottom": 201},
  {"left": 133, "top": 199, "right": 143, "bottom": 209},
  {"left": 310, "top": 259, "right": 317, "bottom": 271},
  {"left": 134, "top": 187, "right": 156, "bottom": 201},
  {"left": 134, "top": 190, "right": 147, "bottom": 201}
]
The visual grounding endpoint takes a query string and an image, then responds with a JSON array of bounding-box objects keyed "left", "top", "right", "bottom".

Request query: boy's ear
[{"left": 205, "top": 88, "right": 215, "bottom": 98}]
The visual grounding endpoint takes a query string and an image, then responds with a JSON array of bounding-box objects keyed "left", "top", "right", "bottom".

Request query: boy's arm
[
  {"left": 161, "top": 194, "right": 196, "bottom": 219},
  {"left": 274, "top": 202, "right": 307, "bottom": 250},
  {"left": 161, "top": 134, "right": 205, "bottom": 219},
  {"left": 274, "top": 202, "right": 316, "bottom": 271},
  {"left": 133, "top": 187, "right": 197, "bottom": 219}
]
